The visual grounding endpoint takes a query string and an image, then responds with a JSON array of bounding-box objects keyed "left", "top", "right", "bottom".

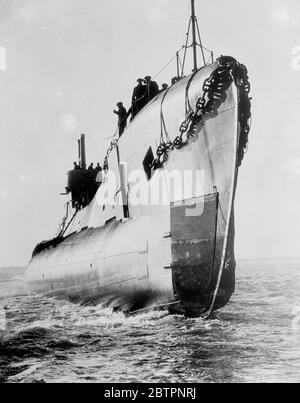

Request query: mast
[
  {"left": 78, "top": 139, "right": 81, "bottom": 166},
  {"left": 79, "top": 134, "right": 86, "bottom": 170},
  {"left": 176, "top": 51, "right": 180, "bottom": 78},
  {"left": 191, "top": 0, "right": 198, "bottom": 72},
  {"left": 172, "top": 0, "right": 212, "bottom": 77}
]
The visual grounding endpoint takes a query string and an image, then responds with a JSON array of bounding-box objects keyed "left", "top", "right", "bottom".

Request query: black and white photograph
[{"left": 0, "top": 0, "right": 299, "bottom": 386}]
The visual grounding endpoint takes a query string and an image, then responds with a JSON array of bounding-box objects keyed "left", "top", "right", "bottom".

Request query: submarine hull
[
  {"left": 25, "top": 205, "right": 236, "bottom": 316},
  {"left": 26, "top": 61, "right": 245, "bottom": 317}
]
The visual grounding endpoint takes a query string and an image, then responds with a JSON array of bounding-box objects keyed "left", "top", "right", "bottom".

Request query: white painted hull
[{"left": 26, "top": 61, "right": 245, "bottom": 317}]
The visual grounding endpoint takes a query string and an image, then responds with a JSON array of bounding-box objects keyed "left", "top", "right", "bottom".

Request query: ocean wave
[{"left": 0, "top": 260, "right": 299, "bottom": 383}]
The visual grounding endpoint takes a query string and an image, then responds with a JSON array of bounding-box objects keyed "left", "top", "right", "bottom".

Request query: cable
[{"left": 153, "top": 53, "right": 178, "bottom": 80}]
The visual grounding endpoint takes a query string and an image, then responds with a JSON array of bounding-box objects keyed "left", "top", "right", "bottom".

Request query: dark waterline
[{"left": 0, "top": 259, "right": 299, "bottom": 383}]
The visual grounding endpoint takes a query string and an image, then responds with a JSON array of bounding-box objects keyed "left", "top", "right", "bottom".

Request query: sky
[{"left": 0, "top": 0, "right": 299, "bottom": 266}]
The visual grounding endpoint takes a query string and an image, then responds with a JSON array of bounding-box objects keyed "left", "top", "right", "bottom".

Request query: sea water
[{"left": 0, "top": 259, "right": 299, "bottom": 383}]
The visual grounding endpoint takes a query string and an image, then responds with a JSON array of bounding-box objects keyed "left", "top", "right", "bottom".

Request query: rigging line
[
  {"left": 160, "top": 85, "right": 172, "bottom": 142},
  {"left": 195, "top": 17, "right": 206, "bottom": 66},
  {"left": 178, "top": 53, "right": 183, "bottom": 71},
  {"left": 153, "top": 53, "right": 178, "bottom": 80},
  {"left": 193, "top": 43, "right": 212, "bottom": 53},
  {"left": 181, "top": 18, "right": 192, "bottom": 77},
  {"left": 133, "top": 92, "right": 147, "bottom": 103},
  {"left": 105, "top": 130, "right": 118, "bottom": 140},
  {"left": 201, "top": 45, "right": 213, "bottom": 54},
  {"left": 59, "top": 206, "right": 79, "bottom": 238},
  {"left": 184, "top": 69, "right": 199, "bottom": 115},
  {"left": 161, "top": 167, "right": 171, "bottom": 212},
  {"left": 194, "top": 43, "right": 213, "bottom": 55}
]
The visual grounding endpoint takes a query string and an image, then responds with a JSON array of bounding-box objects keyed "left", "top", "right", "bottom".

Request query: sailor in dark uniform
[
  {"left": 131, "top": 78, "right": 147, "bottom": 119},
  {"left": 88, "top": 163, "right": 95, "bottom": 172},
  {"left": 160, "top": 83, "right": 169, "bottom": 92},
  {"left": 171, "top": 76, "right": 180, "bottom": 85},
  {"left": 144, "top": 76, "right": 159, "bottom": 102},
  {"left": 73, "top": 162, "right": 80, "bottom": 170},
  {"left": 114, "top": 102, "right": 127, "bottom": 137}
]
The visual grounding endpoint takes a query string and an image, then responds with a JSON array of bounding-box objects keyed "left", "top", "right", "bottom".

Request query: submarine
[{"left": 25, "top": 0, "right": 251, "bottom": 318}]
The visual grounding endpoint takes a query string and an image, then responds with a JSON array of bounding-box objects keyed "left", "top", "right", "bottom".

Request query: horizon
[
  {"left": 2, "top": 256, "right": 300, "bottom": 271},
  {"left": 0, "top": 0, "right": 300, "bottom": 266}
]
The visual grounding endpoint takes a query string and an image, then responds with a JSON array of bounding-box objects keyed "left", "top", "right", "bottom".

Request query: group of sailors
[
  {"left": 70, "top": 162, "right": 104, "bottom": 209},
  {"left": 68, "top": 74, "right": 183, "bottom": 208},
  {"left": 73, "top": 161, "right": 103, "bottom": 179},
  {"left": 114, "top": 75, "right": 182, "bottom": 137}
]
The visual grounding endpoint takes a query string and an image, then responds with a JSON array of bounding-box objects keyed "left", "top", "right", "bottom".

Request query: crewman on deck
[
  {"left": 95, "top": 163, "right": 102, "bottom": 173},
  {"left": 131, "top": 78, "right": 147, "bottom": 119},
  {"left": 88, "top": 163, "right": 95, "bottom": 172},
  {"left": 171, "top": 76, "right": 179, "bottom": 85},
  {"left": 113, "top": 102, "right": 127, "bottom": 137},
  {"left": 160, "top": 83, "right": 169, "bottom": 92},
  {"left": 144, "top": 76, "right": 159, "bottom": 102},
  {"left": 73, "top": 162, "right": 80, "bottom": 170}
]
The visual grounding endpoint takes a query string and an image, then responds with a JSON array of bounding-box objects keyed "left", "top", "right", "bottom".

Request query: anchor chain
[
  {"left": 104, "top": 138, "right": 119, "bottom": 169},
  {"left": 151, "top": 56, "right": 252, "bottom": 170},
  {"left": 103, "top": 56, "right": 251, "bottom": 171}
]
